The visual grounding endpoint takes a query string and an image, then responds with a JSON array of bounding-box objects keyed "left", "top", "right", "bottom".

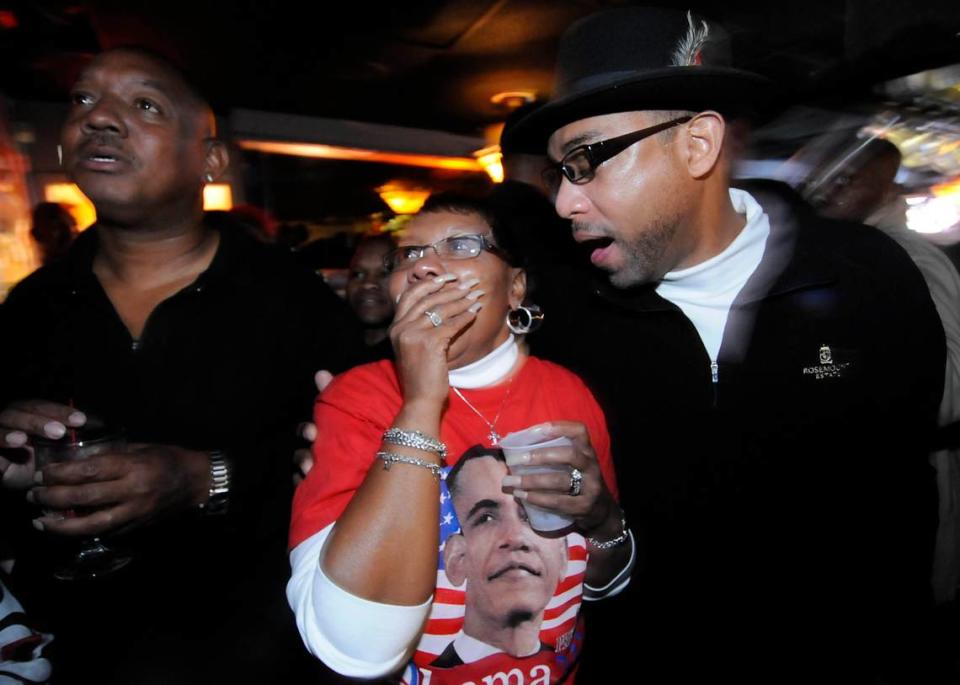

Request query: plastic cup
[{"left": 499, "top": 426, "right": 575, "bottom": 532}]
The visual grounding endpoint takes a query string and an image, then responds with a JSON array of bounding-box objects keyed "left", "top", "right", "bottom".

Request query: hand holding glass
[{"left": 33, "top": 432, "right": 132, "bottom": 580}]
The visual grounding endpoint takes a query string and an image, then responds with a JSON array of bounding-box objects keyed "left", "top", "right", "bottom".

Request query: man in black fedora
[{"left": 508, "top": 7, "right": 946, "bottom": 683}]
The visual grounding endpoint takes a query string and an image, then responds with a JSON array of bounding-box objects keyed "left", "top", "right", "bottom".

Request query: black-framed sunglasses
[
  {"left": 384, "top": 233, "right": 508, "bottom": 272},
  {"left": 542, "top": 115, "right": 693, "bottom": 193}
]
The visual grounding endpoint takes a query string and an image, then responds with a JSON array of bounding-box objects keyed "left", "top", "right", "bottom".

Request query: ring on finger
[
  {"left": 568, "top": 467, "right": 583, "bottom": 496},
  {"left": 424, "top": 310, "right": 443, "bottom": 327}
]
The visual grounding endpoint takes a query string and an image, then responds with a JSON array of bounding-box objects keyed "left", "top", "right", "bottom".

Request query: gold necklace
[{"left": 451, "top": 376, "right": 515, "bottom": 445}]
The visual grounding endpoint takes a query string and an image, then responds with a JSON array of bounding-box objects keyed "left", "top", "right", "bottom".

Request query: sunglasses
[{"left": 542, "top": 115, "right": 693, "bottom": 194}]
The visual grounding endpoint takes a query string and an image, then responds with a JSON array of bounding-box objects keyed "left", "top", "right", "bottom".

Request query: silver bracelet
[
  {"left": 375, "top": 451, "right": 443, "bottom": 480},
  {"left": 200, "top": 450, "right": 230, "bottom": 516},
  {"left": 586, "top": 512, "right": 629, "bottom": 550},
  {"left": 382, "top": 428, "right": 447, "bottom": 460}
]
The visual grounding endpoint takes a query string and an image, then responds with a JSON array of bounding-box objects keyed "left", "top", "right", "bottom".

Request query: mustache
[
  {"left": 571, "top": 220, "right": 611, "bottom": 238},
  {"left": 76, "top": 132, "right": 126, "bottom": 154}
]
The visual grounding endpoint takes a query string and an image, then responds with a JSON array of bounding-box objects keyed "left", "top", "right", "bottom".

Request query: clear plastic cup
[{"left": 499, "top": 427, "right": 575, "bottom": 532}]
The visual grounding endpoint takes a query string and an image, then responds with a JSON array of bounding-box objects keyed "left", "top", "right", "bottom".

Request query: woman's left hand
[{"left": 500, "top": 421, "right": 617, "bottom": 534}]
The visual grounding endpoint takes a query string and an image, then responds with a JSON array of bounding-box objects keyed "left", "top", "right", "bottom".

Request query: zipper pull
[{"left": 710, "top": 360, "right": 719, "bottom": 384}]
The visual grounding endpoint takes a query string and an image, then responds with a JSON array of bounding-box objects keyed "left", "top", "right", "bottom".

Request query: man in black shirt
[{"left": 0, "top": 47, "right": 360, "bottom": 683}]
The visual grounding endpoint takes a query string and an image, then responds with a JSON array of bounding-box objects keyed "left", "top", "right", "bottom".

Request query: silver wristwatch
[{"left": 200, "top": 450, "right": 230, "bottom": 515}]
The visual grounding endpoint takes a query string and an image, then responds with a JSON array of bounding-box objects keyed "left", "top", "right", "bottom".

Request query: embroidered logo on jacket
[{"left": 803, "top": 344, "right": 852, "bottom": 380}]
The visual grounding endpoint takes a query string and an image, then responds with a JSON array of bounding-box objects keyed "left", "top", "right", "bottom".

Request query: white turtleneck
[
  {"left": 655, "top": 188, "right": 770, "bottom": 362},
  {"left": 448, "top": 335, "right": 519, "bottom": 389}
]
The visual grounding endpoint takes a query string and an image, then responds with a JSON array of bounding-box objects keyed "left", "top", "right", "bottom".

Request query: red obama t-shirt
[{"left": 290, "top": 356, "right": 618, "bottom": 684}]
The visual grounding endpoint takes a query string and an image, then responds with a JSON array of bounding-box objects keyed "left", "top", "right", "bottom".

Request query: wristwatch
[{"left": 200, "top": 450, "right": 230, "bottom": 515}]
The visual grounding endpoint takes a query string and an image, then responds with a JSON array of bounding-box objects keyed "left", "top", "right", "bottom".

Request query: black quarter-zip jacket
[{"left": 531, "top": 181, "right": 945, "bottom": 682}]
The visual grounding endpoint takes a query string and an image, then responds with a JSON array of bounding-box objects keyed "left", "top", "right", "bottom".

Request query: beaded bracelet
[
  {"left": 376, "top": 451, "right": 443, "bottom": 480},
  {"left": 382, "top": 427, "right": 447, "bottom": 460}
]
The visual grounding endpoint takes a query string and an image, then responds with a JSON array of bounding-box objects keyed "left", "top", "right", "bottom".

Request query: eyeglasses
[
  {"left": 542, "top": 116, "right": 693, "bottom": 194},
  {"left": 384, "top": 233, "right": 508, "bottom": 271}
]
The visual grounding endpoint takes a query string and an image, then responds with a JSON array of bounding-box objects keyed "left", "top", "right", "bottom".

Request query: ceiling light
[
  {"left": 237, "top": 140, "right": 483, "bottom": 173},
  {"left": 377, "top": 185, "right": 431, "bottom": 214},
  {"left": 473, "top": 145, "right": 504, "bottom": 184},
  {"left": 490, "top": 91, "right": 536, "bottom": 110}
]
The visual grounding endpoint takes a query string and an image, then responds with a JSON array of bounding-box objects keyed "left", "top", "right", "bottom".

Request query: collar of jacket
[{"left": 593, "top": 180, "right": 840, "bottom": 314}]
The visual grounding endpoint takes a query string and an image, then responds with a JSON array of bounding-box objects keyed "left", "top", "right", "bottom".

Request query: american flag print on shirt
[{"left": 402, "top": 467, "right": 587, "bottom": 684}]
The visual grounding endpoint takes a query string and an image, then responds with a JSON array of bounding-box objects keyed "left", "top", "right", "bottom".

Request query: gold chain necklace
[{"left": 451, "top": 376, "right": 516, "bottom": 445}]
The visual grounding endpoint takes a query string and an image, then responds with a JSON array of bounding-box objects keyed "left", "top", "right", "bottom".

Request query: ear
[
  {"left": 681, "top": 111, "right": 725, "bottom": 180},
  {"left": 443, "top": 534, "right": 468, "bottom": 587},
  {"left": 508, "top": 268, "right": 527, "bottom": 310},
  {"left": 882, "top": 182, "right": 902, "bottom": 206},
  {"left": 203, "top": 139, "right": 230, "bottom": 183}
]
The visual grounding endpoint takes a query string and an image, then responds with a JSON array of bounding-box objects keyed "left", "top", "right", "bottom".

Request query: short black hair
[
  {"left": 446, "top": 445, "right": 506, "bottom": 499},
  {"left": 419, "top": 192, "right": 524, "bottom": 268}
]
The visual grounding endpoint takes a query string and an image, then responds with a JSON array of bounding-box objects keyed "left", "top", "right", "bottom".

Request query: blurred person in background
[
  {"left": 30, "top": 202, "right": 77, "bottom": 266},
  {"left": 346, "top": 233, "right": 395, "bottom": 362},
  {"left": 230, "top": 203, "right": 277, "bottom": 243},
  {"left": 292, "top": 234, "right": 395, "bottom": 484},
  {"left": 807, "top": 136, "right": 960, "bottom": 607}
]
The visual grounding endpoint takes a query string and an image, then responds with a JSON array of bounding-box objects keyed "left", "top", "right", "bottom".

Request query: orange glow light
[
  {"left": 489, "top": 91, "right": 536, "bottom": 109},
  {"left": 44, "top": 183, "right": 96, "bottom": 230},
  {"left": 474, "top": 145, "right": 504, "bottom": 184},
  {"left": 931, "top": 178, "right": 960, "bottom": 200},
  {"left": 377, "top": 185, "right": 431, "bottom": 215},
  {"left": 237, "top": 140, "right": 484, "bottom": 172},
  {"left": 203, "top": 183, "right": 234, "bottom": 211}
]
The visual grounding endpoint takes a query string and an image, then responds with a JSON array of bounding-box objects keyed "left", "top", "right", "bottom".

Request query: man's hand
[
  {"left": 30, "top": 444, "right": 210, "bottom": 537},
  {"left": 293, "top": 370, "right": 334, "bottom": 485},
  {"left": 0, "top": 400, "right": 87, "bottom": 490}
]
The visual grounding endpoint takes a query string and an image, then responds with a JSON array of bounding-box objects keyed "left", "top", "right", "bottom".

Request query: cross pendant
[{"left": 489, "top": 430, "right": 501, "bottom": 445}]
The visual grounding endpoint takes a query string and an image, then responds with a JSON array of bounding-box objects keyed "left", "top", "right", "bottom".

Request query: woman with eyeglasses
[{"left": 288, "top": 193, "right": 633, "bottom": 683}]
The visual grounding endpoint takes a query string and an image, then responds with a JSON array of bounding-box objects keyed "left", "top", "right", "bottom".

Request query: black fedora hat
[{"left": 503, "top": 7, "right": 775, "bottom": 153}]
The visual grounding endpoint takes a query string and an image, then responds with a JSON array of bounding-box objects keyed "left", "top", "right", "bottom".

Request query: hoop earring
[{"left": 506, "top": 304, "right": 544, "bottom": 335}]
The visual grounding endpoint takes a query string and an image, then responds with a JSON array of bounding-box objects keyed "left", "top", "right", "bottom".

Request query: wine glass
[{"left": 32, "top": 431, "right": 133, "bottom": 581}]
